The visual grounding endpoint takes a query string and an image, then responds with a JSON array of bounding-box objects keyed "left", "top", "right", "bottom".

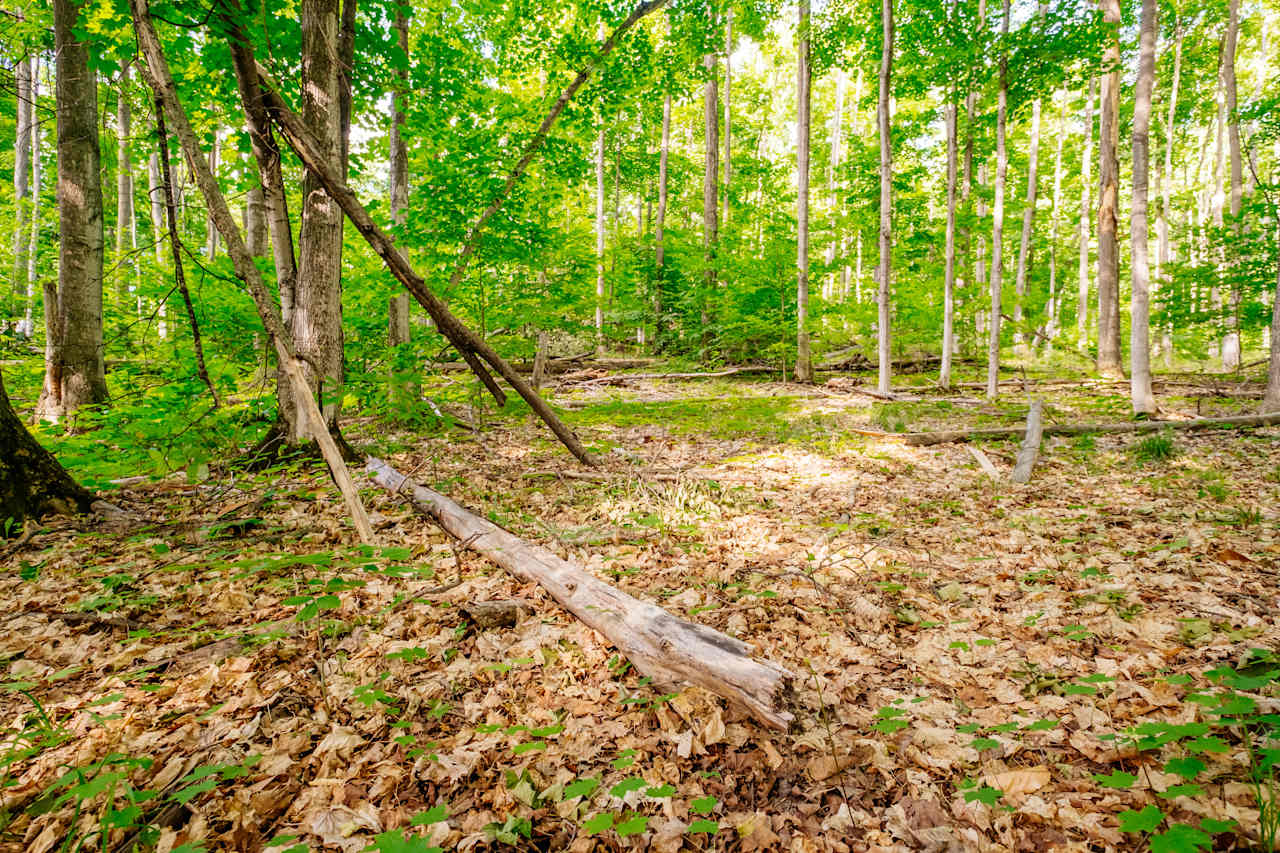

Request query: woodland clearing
[{"left": 2, "top": 368, "right": 1278, "bottom": 853}]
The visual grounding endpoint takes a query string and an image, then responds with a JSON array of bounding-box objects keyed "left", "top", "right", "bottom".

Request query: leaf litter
[{"left": 1, "top": 379, "right": 1278, "bottom": 852}]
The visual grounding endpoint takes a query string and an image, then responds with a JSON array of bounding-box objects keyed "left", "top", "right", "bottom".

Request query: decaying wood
[
  {"left": 905, "top": 411, "right": 1280, "bottom": 446},
  {"left": 1010, "top": 399, "right": 1044, "bottom": 484},
  {"left": 462, "top": 599, "right": 533, "bottom": 630},
  {"left": 965, "top": 445, "right": 1001, "bottom": 478},
  {"left": 568, "top": 366, "right": 771, "bottom": 385},
  {"left": 367, "top": 456, "right": 795, "bottom": 730}
]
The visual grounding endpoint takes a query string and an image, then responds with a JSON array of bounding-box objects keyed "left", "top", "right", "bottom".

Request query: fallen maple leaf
[{"left": 986, "top": 766, "right": 1051, "bottom": 803}]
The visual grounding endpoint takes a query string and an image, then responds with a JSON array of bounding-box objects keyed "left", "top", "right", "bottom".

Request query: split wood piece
[
  {"left": 905, "top": 411, "right": 1280, "bottom": 446},
  {"left": 366, "top": 456, "right": 795, "bottom": 730},
  {"left": 965, "top": 445, "right": 1001, "bottom": 478},
  {"left": 1010, "top": 399, "right": 1044, "bottom": 484},
  {"left": 128, "top": 0, "right": 374, "bottom": 544}
]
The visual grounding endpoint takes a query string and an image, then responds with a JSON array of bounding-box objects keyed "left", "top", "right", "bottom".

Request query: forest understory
[{"left": 2, "top": 369, "right": 1278, "bottom": 853}]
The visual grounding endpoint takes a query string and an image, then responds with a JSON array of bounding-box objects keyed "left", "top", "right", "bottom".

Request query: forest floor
[{"left": 2, "top": 367, "right": 1279, "bottom": 853}]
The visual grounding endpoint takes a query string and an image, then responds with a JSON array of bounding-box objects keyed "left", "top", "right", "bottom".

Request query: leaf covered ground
[{"left": 2, "top": 373, "right": 1279, "bottom": 852}]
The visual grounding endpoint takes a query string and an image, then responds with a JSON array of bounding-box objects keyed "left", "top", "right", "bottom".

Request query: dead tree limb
[
  {"left": 904, "top": 411, "right": 1280, "bottom": 446},
  {"left": 129, "top": 0, "right": 374, "bottom": 544},
  {"left": 366, "top": 456, "right": 795, "bottom": 730}
]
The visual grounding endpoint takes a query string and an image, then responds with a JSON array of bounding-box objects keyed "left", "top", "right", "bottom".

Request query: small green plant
[{"left": 1133, "top": 432, "right": 1176, "bottom": 462}]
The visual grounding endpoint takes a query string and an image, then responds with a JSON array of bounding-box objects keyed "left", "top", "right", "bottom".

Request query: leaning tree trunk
[
  {"left": 1096, "top": 0, "right": 1124, "bottom": 378},
  {"left": 795, "top": 0, "right": 813, "bottom": 383},
  {"left": 1130, "top": 0, "right": 1157, "bottom": 415},
  {"left": 876, "top": 0, "right": 894, "bottom": 395},
  {"left": 39, "top": 0, "right": 108, "bottom": 421},
  {"left": 987, "top": 0, "right": 1010, "bottom": 400},
  {"left": 0, "top": 366, "right": 95, "bottom": 528}
]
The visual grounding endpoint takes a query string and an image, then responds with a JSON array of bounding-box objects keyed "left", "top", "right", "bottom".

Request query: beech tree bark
[
  {"left": 595, "top": 125, "right": 606, "bottom": 355},
  {"left": 148, "top": 153, "right": 165, "bottom": 265},
  {"left": 23, "top": 59, "right": 41, "bottom": 337},
  {"left": 12, "top": 54, "right": 32, "bottom": 325},
  {"left": 38, "top": 0, "right": 108, "bottom": 421},
  {"left": 1013, "top": 4, "right": 1045, "bottom": 355},
  {"left": 795, "top": 0, "right": 813, "bottom": 383},
  {"left": 987, "top": 0, "right": 1010, "bottom": 400},
  {"left": 1130, "top": 0, "right": 1157, "bottom": 415},
  {"left": 655, "top": 92, "right": 671, "bottom": 336},
  {"left": 723, "top": 7, "right": 732, "bottom": 226},
  {"left": 1046, "top": 86, "right": 1066, "bottom": 347},
  {"left": 0, "top": 366, "right": 95, "bottom": 528},
  {"left": 204, "top": 131, "right": 220, "bottom": 259},
  {"left": 116, "top": 62, "right": 137, "bottom": 290},
  {"left": 941, "top": 92, "right": 958, "bottom": 389},
  {"left": 876, "top": 0, "right": 894, "bottom": 395},
  {"left": 1077, "top": 79, "right": 1094, "bottom": 344},
  {"left": 1096, "top": 0, "right": 1124, "bottom": 378},
  {"left": 1220, "top": 0, "right": 1242, "bottom": 370},
  {"left": 1266, "top": 261, "right": 1280, "bottom": 412},
  {"left": 703, "top": 47, "right": 720, "bottom": 349},
  {"left": 389, "top": 4, "right": 410, "bottom": 342}
]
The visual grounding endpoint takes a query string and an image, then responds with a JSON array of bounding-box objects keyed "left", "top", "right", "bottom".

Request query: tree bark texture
[
  {"left": 39, "top": 0, "right": 108, "bottom": 420},
  {"left": 0, "top": 366, "right": 95, "bottom": 527},
  {"left": 941, "top": 94, "right": 958, "bottom": 388},
  {"left": 1130, "top": 0, "right": 1157, "bottom": 415},
  {"left": 795, "top": 0, "right": 813, "bottom": 383},
  {"left": 390, "top": 6, "right": 409, "bottom": 226},
  {"left": 876, "top": 0, "right": 894, "bottom": 395},
  {"left": 1220, "top": 0, "right": 1242, "bottom": 370},
  {"left": 116, "top": 62, "right": 137, "bottom": 287},
  {"left": 723, "top": 8, "right": 732, "bottom": 226},
  {"left": 1077, "top": 78, "right": 1094, "bottom": 344},
  {"left": 12, "top": 54, "right": 33, "bottom": 323},
  {"left": 987, "top": 0, "right": 1010, "bottom": 399},
  {"left": 703, "top": 51, "right": 720, "bottom": 329},
  {"left": 655, "top": 92, "right": 670, "bottom": 329},
  {"left": 1013, "top": 95, "right": 1041, "bottom": 353},
  {"left": 1096, "top": 0, "right": 1124, "bottom": 378},
  {"left": 595, "top": 125, "right": 606, "bottom": 354}
]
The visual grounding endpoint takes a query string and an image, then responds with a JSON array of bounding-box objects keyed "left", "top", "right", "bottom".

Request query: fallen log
[
  {"left": 903, "top": 411, "right": 1280, "bottom": 446},
  {"left": 366, "top": 457, "right": 794, "bottom": 730},
  {"left": 1010, "top": 400, "right": 1044, "bottom": 484},
  {"left": 569, "top": 366, "right": 773, "bottom": 385}
]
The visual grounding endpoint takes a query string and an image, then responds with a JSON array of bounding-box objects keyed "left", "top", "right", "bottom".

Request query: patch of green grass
[{"left": 1133, "top": 432, "right": 1176, "bottom": 463}]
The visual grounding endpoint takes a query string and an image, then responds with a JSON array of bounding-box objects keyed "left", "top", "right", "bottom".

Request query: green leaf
[
  {"left": 1199, "top": 818, "right": 1235, "bottom": 834},
  {"left": 969, "top": 737, "right": 1000, "bottom": 752},
  {"left": 1118, "top": 805, "right": 1165, "bottom": 833},
  {"left": 1093, "top": 771, "right": 1137, "bottom": 789},
  {"left": 962, "top": 786, "right": 1003, "bottom": 806},
  {"left": 1158, "top": 784, "right": 1204, "bottom": 799},
  {"left": 645, "top": 784, "right": 676, "bottom": 798},
  {"left": 1163, "top": 756, "right": 1205, "bottom": 780},
  {"left": 564, "top": 777, "right": 600, "bottom": 799},
  {"left": 172, "top": 776, "right": 218, "bottom": 805},
  {"left": 582, "top": 813, "right": 614, "bottom": 834},
  {"left": 512, "top": 740, "right": 546, "bottom": 755},
  {"left": 616, "top": 814, "right": 648, "bottom": 836},
  {"left": 1149, "top": 823, "right": 1211, "bottom": 853},
  {"left": 687, "top": 819, "right": 719, "bottom": 834},
  {"left": 410, "top": 803, "right": 449, "bottom": 825},
  {"left": 610, "top": 777, "right": 647, "bottom": 798},
  {"left": 1184, "top": 736, "right": 1229, "bottom": 754},
  {"left": 690, "top": 795, "right": 717, "bottom": 815}
]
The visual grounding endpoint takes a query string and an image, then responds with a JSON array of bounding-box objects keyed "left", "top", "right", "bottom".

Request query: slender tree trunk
[
  {"left": 1096, "top": 0, "right": 1124, "bottom": 378},
  {"left": 154, "top": 98, "right": 219, "bottom": 406},
  {"left": 723, "top": 7, "right": 732, "bottom": 226},
  {"left": 12, "top": 53, "right": 32, "bottom": 326},
  {"left": 795, "top": 0, "right": 812, "bottom": 382},
  {"left": 116, "top": 62, "right": 137, "bottom": 292},
  {"left": 1157, "top": 29, "right": 1181, "bottom": 280},
  {"left": 703, "top": 49, "right": 720, "bottom": 353},
  {"left": 204, "top": 130, "right": 219, "bottom": 258},
  {"left": 1013, "top": 93, "right": 1042, "bottom": 354},
  {"left": 941, "top": 90, "right": 958, "bottom": 388},
  {"left": 1046, "top": 86, "right": 1066, "bottom": 348},
  {"left": 287, "top": 0, "right": 348, "bottom": 442},
  {"left": 877, "top": 0, "right": 894, "bottom": 394},
  {"left": 825, "top": 70, "right": 846, "bottom": 301},
  {"left": 24, "top": 60, "right": 41, "bottom": 337},
  {"left": 148, "top": 152, "right": 165, "bottom": 264},
  {"left": 38, "top": 0, "right": 108, "bottom": 420},
  {"left": 245, "top": 185, "right": 267, "bottom": 256},
  {"left": 987, "top": 0, "right": 1010, "bottom": 399},
  {"left": 655, "top": 92, "right": 670, "bottom": 337},
  {"left": 389, "top": 4, "right": 410, "bottom": 343},
  {"left": 1078, "top": 78, "right": 1095, "bottom": 345},
  {"left": 1266, "top": 257, "right": 1280, "bottom": 412},
  {"left": 1130, "top": 0, "right": 1157, "bottom": 414},
  {"left": 1221, "top": 0, "right": 1242, "bottom": 370},
  {"left": 595, "top": 125, "right": 606, "bottom": 355}
]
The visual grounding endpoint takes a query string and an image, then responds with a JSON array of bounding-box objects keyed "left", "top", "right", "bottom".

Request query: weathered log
[
  {"left": 965, "top": 445, "right": 1001, "bottom": 478},
  {"left": 1010, "top": 399, "right": 1044, "bottom": 484},
  {"left": 904, "top": 411, "right": 1280, "bottom": 446},
  {"left": 366, "top": 457, "right": 795, "bottom": 730}
]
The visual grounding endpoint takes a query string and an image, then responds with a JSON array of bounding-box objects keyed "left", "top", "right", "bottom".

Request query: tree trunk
[
  {"left": 1130, "top": 0, "right": 1157, "bottom": 415},
  {"left": 1077, "top": 78, "right": 1094, "bottom": 345},
  {"left": 23, "top": 60, "right": 41, "bottom": 338},
  {"left": 204, "top": 130, "right": 220, "bottom": 258},
  {"left": 1013, "top": 93, "right": 1041, "bottom": 354},
  {"left": 1265, "top": 258, "right": 1280, "bottom": 412},
  {"left": 0, "top": 366, "right": 95, "bottom": 528},
  {"left": 655, "top": 92, "right": 670, "bottom": 335},
  {"left": 595, "top": 125, "right": 606, "bottom": 355},
  {"left": 941, "top": 91, "right": 958, "bottom": 388},
  {"left": 245, "top": 185, "right": 268, "bottom": 257},
  {"left": 286, "top": 0, "right": 349, "bottom": 444},
  {"left": 148, "top": 152, "right": 165, "bottom": 265},
  {"left": 1045, "top": 86, "right": 1066, "bottom": 348},
  {"left": 703, "top": 49, "right": 720, "bottom": 351},
  {"left": 38, "top": 0, "right": 108, "bottom": 421},
  {"left": 795, "top": 0, "right": 813, "bottom": 383},
  {"left": 1096, "top": 0, "right": 1123, "bottom": 378},
  {"left": 1157, "top": 29, "right": 1181, "bottom": 281},
  {"left": 876, "top": 0, "right": 894, "bottom": 395},
  {"left": 987, "top": 0, "right": 1010, "bottom": 399},
  {"left": 389, "top": 294, "right": 410, "bottom": 346},
  {"left": 390, "top": 7, "right": 409, "bottom": 226},
  {"left": 116, "top": 62, "right": 137, "bottom": 292},
  {"left": 12, "top": 53, "right": 32, "bottom": 326},
  {"left": 1221, "top": 0, "right": 1242, "bottom": 370},
  {"left": 723, "top": 7, "right": 732, "bottom": 226}
]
